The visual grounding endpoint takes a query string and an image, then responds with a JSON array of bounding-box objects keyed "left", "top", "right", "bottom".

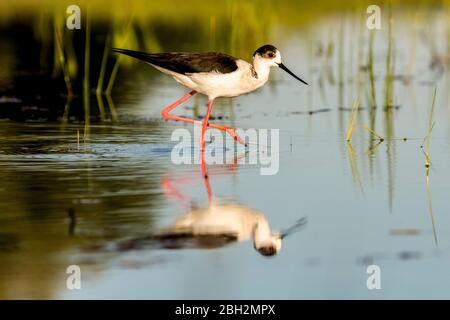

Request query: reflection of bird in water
[
  {"left": 116, "top": 159, "right": 306, "bottom": 257},
  {"left": 154, "top": 202, "right": 306, "bottom": 256},
  {"left": 113, "top": 45, "right": 307, "bottom": 151},
  {"left": 117, "top": 202, "right": 306, "bottom": 257}
]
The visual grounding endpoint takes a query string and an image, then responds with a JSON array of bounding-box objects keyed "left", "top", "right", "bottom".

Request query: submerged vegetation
[
  {"left": 423, "top": 87, "right": 438, "bottom": 245},
  {"left": 345, "top": 97, "right": 361, "bottom": 142},
  {"left": 363, "top": 124, "right": 384, "bottom": 141}
]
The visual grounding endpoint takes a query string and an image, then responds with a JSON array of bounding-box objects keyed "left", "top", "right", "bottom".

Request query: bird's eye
[{"left": 267, "top": 52, "right": 275, "bottom": 58}]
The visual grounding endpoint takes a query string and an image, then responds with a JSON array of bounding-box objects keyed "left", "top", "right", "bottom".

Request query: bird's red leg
[
  {"left": 207, "top": 124, "right": 247, "bottom": 146},
  {"left": 200, "top": 99, "right": 214, "bottom": 151},
  {"left": 161, "top": 91, "right": 246, "bottom": 146},
  {"left": 160, "top": 90, "right": 197, "bottom": 123},
  {"left": 200, "top": 149, "right": 213, "bottom": 203}
]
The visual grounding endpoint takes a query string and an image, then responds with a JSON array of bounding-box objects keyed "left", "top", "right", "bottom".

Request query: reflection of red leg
[
  {"left": 161, "top": 92, "right": 246, "bottom": 146},
  {"left": 162, "top": 152, "right": 240, "bottom": 207},
  {"left": 200, "top": 150, "right": 213, "bottom": 204},
  {"left": 200, "top": 99, "right": 214, "bottom": 151},
  {"left": 226, "top": 153, "right": 246, "bottom": 173},
  {"left": 161, "top": 176, "right": 190, "bottom": 210}
]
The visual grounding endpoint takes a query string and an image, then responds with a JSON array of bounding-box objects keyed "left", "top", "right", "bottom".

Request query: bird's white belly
[
  {"left": 172, "top": 71, "right": 265, "bottom": 100},
  {"left": 152, "top": 61, "right": 268, "bottom": 99},
  {"left": 189, "top": 70, "right": 264, "bottom": 99}
]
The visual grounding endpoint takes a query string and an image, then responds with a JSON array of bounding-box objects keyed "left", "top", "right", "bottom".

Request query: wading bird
[{"left": 113, "top": 45, "right": 308, "bottom": 150}]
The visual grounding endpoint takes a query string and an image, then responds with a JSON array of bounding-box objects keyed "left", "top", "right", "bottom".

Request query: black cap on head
[
  {"left": 253, "top": 44, "right": 309, "bottom": 85},
  {"left": 253, "top": 44, "right": 278, "bottom": 58}
]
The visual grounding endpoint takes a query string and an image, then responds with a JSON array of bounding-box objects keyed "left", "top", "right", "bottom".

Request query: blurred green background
[{"left": 0, "top": 0, "right": 448, "bottom": 122}]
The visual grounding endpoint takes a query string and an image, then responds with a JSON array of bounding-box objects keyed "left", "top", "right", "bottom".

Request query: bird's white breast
[{"left": 165, "top": 60, "right": 269, "bottom": 100}]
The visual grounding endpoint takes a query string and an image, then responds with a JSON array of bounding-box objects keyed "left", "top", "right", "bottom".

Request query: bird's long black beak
[{"left": 278, "top": 63, "right": 308, "bottom": 85}]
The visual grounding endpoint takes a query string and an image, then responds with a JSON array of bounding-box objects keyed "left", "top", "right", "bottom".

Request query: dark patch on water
[
  {"left": 398, "top": 251, "right": 422, "bottom": 261},
  {"left": 288, "top": 108, "right": 331, "bottom": 115},
  {"left": 0, "top": 233, "right": 20, "bottom": 252},
  {"left": 389, "top": 229, "right": 421, "bottom": 236},
  {"left": 196, "top": 115, "right": 228, "bottom": 120}
]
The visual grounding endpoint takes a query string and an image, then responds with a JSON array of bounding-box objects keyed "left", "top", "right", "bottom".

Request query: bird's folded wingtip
[
  {"left": 112, "top": 48, "right": 126, "bottom": 53},
  {"left": 111, "top": 48, "right": 152, "bottom": 62}
]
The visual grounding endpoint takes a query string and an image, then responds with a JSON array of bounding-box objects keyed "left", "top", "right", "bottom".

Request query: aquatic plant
[
  {"left": 345, "top": 97, "right": 361, "bottom": 142},
  {"left": 422, "top": 87, "right": 437, "bottom": 173}
]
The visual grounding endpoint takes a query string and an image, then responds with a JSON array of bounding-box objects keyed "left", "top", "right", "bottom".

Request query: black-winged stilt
[{"left": 113, "top": 45, "right": 308, "bottom": 150}]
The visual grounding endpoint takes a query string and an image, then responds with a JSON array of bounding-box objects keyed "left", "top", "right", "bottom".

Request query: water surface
[{"left": 1, "top": 9, "right": 450, "bottom": 299}]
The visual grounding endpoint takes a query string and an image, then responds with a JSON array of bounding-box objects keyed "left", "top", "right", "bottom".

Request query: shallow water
[{"left": 1, "top": 10, "right": 450, "bottom": 299}]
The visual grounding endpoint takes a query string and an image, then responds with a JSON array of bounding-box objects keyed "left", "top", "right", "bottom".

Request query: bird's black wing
[{"left": 113, "top": 48, "right": 238, "bottom": 74}]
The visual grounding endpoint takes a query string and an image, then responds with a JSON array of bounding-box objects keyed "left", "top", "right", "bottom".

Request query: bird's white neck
[{"left": 252, "top": 59, "right": 272, "bottom": 83}]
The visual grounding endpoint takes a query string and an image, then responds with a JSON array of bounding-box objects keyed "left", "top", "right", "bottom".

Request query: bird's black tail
[{"left": 112, "top": 48, "right": 156, "bottom": 63}]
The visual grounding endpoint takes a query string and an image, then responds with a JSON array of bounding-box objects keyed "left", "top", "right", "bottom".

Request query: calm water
[{"left": 1, "top": 12, "right": 450, "bottom": 299}]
